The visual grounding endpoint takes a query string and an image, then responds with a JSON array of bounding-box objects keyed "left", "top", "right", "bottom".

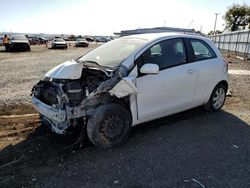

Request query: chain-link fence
[{"left": 210, "top": 30, "right": 250, "bottom": 57}]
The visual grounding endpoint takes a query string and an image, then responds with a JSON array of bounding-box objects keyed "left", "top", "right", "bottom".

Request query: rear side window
[{"left": 190, "top": 39, "right": 216, "bottom": 61}]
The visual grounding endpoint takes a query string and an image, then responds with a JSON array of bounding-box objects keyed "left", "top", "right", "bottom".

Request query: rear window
[
  {"left": 12, "top": 35, "right": 27, "bottom": 40},
  {"left": 190, "top": 39, "right": 216, "bottom": 61},
  {"left": 54, "top": 38, "right": 64, "bottom": 42}
]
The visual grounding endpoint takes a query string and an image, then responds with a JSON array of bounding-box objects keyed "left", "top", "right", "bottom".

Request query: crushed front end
[{"left": 31, "top": 65, "right": 125, "bottom": 134}]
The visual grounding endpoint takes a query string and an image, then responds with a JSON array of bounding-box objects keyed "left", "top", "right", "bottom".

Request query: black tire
[
  {"left": 27, "top": 45, "right": 31, "bottom": 51},
  {"left": 205, "top": 84, "right": 227, "bottom": 112},
  {"left": 87, "top": 103, "right": 132, "bottom": 149},
  {"left": 39, "top": 114, "right": 52, "bottom": 133}
]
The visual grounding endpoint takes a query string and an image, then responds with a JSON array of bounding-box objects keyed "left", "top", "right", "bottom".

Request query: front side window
[
  {"left": 139, "top": 38, "right": 187, "bottom": 70},
  {"left": 190, "top": 39, "right": 216, "bottom": 61}
]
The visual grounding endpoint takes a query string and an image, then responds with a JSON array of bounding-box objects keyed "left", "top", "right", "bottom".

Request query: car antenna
[{"left": 185, "top": 19, "right": 194, "bottom": 34}]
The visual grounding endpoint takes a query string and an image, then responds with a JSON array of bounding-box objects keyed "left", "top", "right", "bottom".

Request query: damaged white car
[{"left": 31, "top": 33, "right": 228, "bottom": 149}]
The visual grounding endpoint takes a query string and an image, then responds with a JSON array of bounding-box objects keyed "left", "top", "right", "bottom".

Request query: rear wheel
[
  {"left": 87, "top": 103, "right": 132, "bottom": 149},
  {"left": 205, "top": 84, "right": 227, "bottom": 112}
]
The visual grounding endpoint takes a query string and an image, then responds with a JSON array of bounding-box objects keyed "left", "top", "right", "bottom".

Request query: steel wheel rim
[
  {"left": 212, "top": 88, "right": 225, "bottom": 109},
  {"left": 100, "top": 115, "right": 125, "bottom": 141}
]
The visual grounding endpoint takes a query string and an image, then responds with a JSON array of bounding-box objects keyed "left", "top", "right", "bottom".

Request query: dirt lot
[{"left": 0, "top": 45, "right": 249, "bottom": 187}]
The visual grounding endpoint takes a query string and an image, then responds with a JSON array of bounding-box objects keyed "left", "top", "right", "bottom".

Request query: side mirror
[{"left": 140, "top": 63, "right": 159, "bottom": 74}]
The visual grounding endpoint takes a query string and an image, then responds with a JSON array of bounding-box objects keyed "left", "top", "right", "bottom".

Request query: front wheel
[
  {"left": 87, "top": 103, "right": 132, "bottom": 149},
  {"left": 205, "top": 84, "right": 227, "bottom": 112}
]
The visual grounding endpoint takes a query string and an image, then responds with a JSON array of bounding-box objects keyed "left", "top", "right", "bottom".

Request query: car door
[{"left": 135, "top": 38, "right": 198, "bottom": 121}]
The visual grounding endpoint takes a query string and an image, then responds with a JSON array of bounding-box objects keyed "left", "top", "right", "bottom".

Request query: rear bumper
[
  {"left": 52, "top": 44, "right": 67, "bottom": 48},
  {"left": 75, "top": 43, "right": 88, "bottom": 47}
]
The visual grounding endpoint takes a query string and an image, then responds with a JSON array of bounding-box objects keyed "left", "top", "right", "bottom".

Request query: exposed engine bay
[{"left": 31, "top": 65, "right": 132, "bottom": 134}]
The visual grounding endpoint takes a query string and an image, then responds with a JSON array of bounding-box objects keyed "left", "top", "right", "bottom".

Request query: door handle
[{"left": 186, "top": 69, "right": 196, "bottom": 74}]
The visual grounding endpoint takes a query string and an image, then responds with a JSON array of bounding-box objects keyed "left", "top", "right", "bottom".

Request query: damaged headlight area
[{"left": 31, "top": 67, "right": 126, "bottom": 134}]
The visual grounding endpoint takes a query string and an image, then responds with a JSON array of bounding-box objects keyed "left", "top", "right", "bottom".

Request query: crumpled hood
[{"left": 45, "top": 60, "right": 83, "bottom": 79}]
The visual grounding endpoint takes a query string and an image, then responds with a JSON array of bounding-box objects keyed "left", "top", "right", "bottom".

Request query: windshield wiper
[
  {"left": 83, "top": 60, "right": 102, "bottom": 67},
  {"left": 76, "top": 59, "right": 115, "bottom": 71},
  {"left": 81, "top": 60, "right": 112, "bottom": 69}
]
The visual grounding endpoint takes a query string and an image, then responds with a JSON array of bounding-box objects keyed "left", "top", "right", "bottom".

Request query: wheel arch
[
  {"left": 204, "top": 80, "right": 228, "bottom": 111},
  {"left": 216, "top": 80, "right": 228, "bottom": 92},
  {"left": 205, "top": 80, "right": 228, "bottom": 105},
  {"left": 109, "top": 95, "right": 132, "bottom": 117},
  {"left": 87, "top": 93, "right": 132, "bottom": 118}
]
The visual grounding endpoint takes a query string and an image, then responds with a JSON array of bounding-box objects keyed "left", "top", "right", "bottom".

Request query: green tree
[
  {"left": 224, "top": 3, "right": 250, "bottom": 31},
  {"left": 208, "top": 30, "right": 223, "bottom": 35}
]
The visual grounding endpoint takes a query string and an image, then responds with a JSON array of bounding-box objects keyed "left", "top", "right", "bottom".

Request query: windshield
[
  {"left": 78, "top": 37, "right": 149, "bottom": 68},
  {"left": 77, "top": 38, "right": 85, "bottom": 41},
  {"left": 12, "top": 35, "right": 27, "bottom": 40},
  {"left": 54, "top": 38, "right": 64, "bottom": 42}
]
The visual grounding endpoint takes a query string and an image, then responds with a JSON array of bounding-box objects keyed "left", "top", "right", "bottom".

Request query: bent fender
[{"left": 109, "top": 76, "right": 137, "bottom": 98}]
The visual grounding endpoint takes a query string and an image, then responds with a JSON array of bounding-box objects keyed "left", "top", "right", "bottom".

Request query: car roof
[{"left": 122, "top": 32, "right": 208, "bottom": 42}]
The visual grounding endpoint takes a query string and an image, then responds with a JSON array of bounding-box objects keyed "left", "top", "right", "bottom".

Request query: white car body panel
[
  {"left": 43, "top": 33, "right": 228, "bottom": 128},
  {"left": 120, "top": 34, "right": 227, "bottom": 126},
  {"left": 135, "top": 62, "right": 198, "bottom": 124}
]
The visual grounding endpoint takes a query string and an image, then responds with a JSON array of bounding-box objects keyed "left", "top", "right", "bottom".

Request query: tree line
[{"left": 208, "top": 3, "right": 249, "bottom": 35}]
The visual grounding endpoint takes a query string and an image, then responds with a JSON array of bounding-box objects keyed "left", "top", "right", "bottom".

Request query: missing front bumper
[{"left": 31, "top": 96, "right": 66, "bottom": 123}]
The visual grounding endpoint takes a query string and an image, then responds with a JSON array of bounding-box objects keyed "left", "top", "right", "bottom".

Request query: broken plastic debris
[
  {"left": 184, "top": 178, "right": 205, "bottom": 188},
  {"left": 232, "top": 144, "right": 239, "bottom": 149}
]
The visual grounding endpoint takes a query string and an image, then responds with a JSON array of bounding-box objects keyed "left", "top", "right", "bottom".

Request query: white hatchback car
[{"left": 31, "top": 33, "right": 228, "bottom": 149}]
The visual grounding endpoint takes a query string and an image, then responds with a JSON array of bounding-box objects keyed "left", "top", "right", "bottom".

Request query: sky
[{"left": 0, "top": 0, "right": 249, "bottom": 35}]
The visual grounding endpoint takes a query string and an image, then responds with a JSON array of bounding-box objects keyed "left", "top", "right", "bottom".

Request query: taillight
[{"left": 223, "top": 58, "right": 228, "bottom": 73}]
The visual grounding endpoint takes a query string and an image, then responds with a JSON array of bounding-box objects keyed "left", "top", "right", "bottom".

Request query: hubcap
[
  {"left": 100, "top": 115, "right": 125, "bottom": 141},
  {"left": 212, "top": 88, "right": 225, "bottom": 109}
]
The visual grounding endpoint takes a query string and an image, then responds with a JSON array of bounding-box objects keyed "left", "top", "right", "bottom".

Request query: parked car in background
[
  {"left": 95, "top": 37, "right": 109, "bottom": 43},
  {"left": 75, "top": 38, "right": 89, "bottom": 47},
  {"left": 85, "top": 37, "right": 94, "bottom": 42},
  {"left": 29, "top": 37, "right": 48, "bottom": 45},
  {"left": 38, "top": 37, "right": 48, "bottom": 44},
  {"left": 9, "top": 35, "right": 30, "bottom": 51},
  {"left": 51, "top": 38, "right": 67, "bottom": 49},
  {"left": 28, "top": 37, "right": 37, "bottom": 45},
  {"left": 31, "top": 33, "right": 228, "bottom": 149}
]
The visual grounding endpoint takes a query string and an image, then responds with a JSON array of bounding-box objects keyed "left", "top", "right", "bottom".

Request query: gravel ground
[
  {"left": 0, "top": 44, "right": 96, "bottom": 112},
  {"left": 0, "top": 46, "right": 249, "bottom": 187}
]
